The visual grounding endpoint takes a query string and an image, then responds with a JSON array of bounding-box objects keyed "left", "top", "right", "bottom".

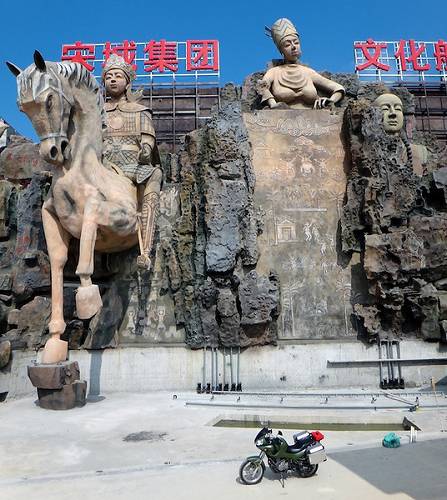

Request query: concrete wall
[{"left": 2, "top": 340, "right": 446, "bottom": 398}]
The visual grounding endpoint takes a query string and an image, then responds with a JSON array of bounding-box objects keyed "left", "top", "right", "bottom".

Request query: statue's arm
[
  {"left": 139, "top": 111, "right": 156, "bottom": 164},
  {"left": 311, "top": 70, "right": 345, "bottom": 109},
  {"left": 257, "top": 70, "right": 277, "bottom": 108}
]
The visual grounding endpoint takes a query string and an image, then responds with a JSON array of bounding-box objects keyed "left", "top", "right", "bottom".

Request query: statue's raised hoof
[
  {"left": 76, "top": 284, "right": 102, "bottom": 319},
  {"left": 41, "top": 335, "right": 68, "bottom": 364}
]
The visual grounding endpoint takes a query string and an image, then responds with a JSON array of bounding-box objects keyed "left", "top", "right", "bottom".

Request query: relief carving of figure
[
  {"left": 102, "top": 54, "right": 162, "bottom": 269},
  {"left": 373, "top": 93, "right": 428, "bottom": 176},
  {"left": 258, "top": 18, "right": 345, "bottom": 110}
]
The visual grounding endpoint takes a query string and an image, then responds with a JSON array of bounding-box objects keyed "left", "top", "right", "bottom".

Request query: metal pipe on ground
[
  {"left": 209, "top": 390, "right": 445, "bottom": 398},
  {"left": 222, "top": 348, "right": 226, "bottom": 390},
  {"left": 202, "top": 347, "right": 206, "bottom": 393},
  {"left": 389, "top": 340, "right": 396, "bottom": 387},
  {"left": 236, "top": 347, "right": 241, "bottom": 391},
  {"left": 185, "top": 400, "right": 447, "bottom": 410},
  {"left": 230, "top": 347, "right": 235, "bottom": 391},
  {"left": 385, "top": 341, "right": 392, "bottom": 388},
  {"left": 328, "top": 358, "right": 447, "bottom": 365},
  {"left": 378, "top": 338, "right": 384, "bottom": 388},
  {"left": 211, "top": 347, "right": 215, "bottom": 391},
  {"left": 215, "top": 348, "right": 219, "bottom": 391},
  {"left": 395, "top": 341, "right": 404, "bottom": 388}
]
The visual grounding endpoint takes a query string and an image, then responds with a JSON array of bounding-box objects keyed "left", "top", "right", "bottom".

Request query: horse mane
[
  {"left": 18, "top": 61, "right": 106, "bottom": 128},
  {"left": 56, "top": 62, "right": 106, "bottom": 128}
]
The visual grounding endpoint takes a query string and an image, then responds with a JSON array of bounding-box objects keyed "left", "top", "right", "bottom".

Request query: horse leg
[
  {"left": 75, "top": 197, "right": 103, "bottom": 319},
  {"left": 41, "top": 203, "right": 70, "bottom": 364}
]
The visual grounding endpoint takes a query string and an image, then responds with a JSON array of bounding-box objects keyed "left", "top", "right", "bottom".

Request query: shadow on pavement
[
  {"left": 330, "top": 440, "right": 447, "bottom": 500},
  {"left": 235, "top": 464, "right": 320, "bottom": 487}
]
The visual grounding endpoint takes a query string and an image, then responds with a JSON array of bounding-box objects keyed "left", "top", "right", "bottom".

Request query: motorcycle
[{"left": 239, "top": 427, "right": 327, "bottom": 485}]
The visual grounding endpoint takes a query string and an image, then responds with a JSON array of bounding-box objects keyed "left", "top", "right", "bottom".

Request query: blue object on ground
[{"left": 382, "top": 432, "right": 401, "bottom": 448}]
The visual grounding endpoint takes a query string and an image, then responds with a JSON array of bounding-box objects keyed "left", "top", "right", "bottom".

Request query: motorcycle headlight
[{"left": 256, "top": 439, "right": 264, "bottom": 446}]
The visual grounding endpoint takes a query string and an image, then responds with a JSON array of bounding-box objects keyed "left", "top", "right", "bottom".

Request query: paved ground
[{"left": 1, "top": 391, "right": 447, "bottom": 499}]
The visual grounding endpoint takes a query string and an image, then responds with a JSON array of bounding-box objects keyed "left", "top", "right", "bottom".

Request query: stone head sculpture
[
  {"left": 267, "top": 18, "right": 301, "bottom": 64},
  {"left": 373, "top": 93, "right": 404, "bottom": 134}
]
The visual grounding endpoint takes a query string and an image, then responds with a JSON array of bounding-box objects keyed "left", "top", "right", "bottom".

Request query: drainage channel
[{"left": 213, "top": 419, "right": 405, "bottom": 431}]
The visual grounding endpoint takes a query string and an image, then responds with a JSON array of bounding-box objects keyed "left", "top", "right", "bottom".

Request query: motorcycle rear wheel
[
  {"left": 239, "top": 459, "right": 265, "bottom": 485},
  {"left": 297, "top": 461, "right": 318, "bottom": 478}
]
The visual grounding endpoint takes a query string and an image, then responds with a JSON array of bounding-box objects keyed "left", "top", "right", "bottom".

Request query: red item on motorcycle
[{"left": 311, "top": 431, "right": 324, "bottom": 441}]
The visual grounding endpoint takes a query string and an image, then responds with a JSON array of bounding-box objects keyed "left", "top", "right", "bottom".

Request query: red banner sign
[
  {"left": 354, "top": 39, "right": 447, "bottom": 81},
  {"left": 61, "top": 39, "right": 219, "bottom": 76}
]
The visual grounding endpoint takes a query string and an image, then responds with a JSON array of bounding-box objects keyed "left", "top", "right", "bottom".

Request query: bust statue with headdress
[{"left": 258, "top": 18, "right": 345, "bottom": 110}]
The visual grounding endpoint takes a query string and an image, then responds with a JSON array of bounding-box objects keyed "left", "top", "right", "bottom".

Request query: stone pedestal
[{"left": 27, "top": 361, "right": 87, "bottom": 410}]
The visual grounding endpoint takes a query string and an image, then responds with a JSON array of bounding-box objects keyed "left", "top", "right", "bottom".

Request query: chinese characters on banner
[
  {"left": 354, "top": 39, "right": 447, "bottom": 81},
  {"left": 61, "top": 39, "right": 219, "bottom": 77}
]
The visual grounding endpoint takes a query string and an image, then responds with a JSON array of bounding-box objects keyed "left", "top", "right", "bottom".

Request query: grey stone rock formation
[
  {"left": 0, "top": 135, "right": 53, "bottom": 180},
  {"left": 340, "top": 85, "right": 447, "bottom": 343},
  {"left": 171, "top": 92, "right": 279, "bottom": 348}
]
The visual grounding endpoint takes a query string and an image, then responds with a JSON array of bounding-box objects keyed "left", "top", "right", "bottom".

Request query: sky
[{"left": 1, "top": 0, "right": 446, "bottom": 140}]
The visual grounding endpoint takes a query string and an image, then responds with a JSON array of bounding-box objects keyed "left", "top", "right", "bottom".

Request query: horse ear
[
  {"left": 34, "top": 50, "right": 46, "bottom": 72},
  {"left": 6, "top": 61, "right": 22, "bottom": 77}
]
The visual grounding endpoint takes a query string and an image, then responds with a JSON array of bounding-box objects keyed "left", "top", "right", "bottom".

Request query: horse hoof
[
  {"left": 76, "top": 284, "right": 103, "bottom": 319},
  {"left": 41, "top": 335, "right": 68, "bottom": 364}
]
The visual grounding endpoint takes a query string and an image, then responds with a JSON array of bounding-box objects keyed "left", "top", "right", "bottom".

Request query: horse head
[{"left": 7, "top": 51, "right": 73, "bottom": 166}]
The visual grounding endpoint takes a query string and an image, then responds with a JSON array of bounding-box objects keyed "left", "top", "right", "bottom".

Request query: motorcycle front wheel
[
  {"left": 239, "top": 459, "right": 265, "bottom": 485},
  {"left": 297, "top": 461, "right": 318, "bottom": 478}
]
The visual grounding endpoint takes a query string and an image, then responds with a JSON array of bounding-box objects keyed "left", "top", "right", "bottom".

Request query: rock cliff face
[
  {"left": 0, "top": 131, "right": 54, "bottom": 365},
  {"left": 340, "top": 89, "right": 447, "bottom": 343},
  {"left": 171, "top": 92, "right": 279, "bottom": 348}
]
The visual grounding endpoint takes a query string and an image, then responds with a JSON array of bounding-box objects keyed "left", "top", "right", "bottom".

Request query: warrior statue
[
  {"left": 258, "top": 18, "right": 345, "bottom": 110},
  {"left": 102, "top": 54, "right": 162, "bottom": 269}
]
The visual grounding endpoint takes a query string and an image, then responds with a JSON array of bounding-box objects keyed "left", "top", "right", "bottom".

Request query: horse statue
[{"left": 7, "top": 52, "right": 139, "bottom": 364}]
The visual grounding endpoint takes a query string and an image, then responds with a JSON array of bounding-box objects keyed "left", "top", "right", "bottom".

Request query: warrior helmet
[{"left": 102, "top": 54, "right": 136, "bottom": 83}]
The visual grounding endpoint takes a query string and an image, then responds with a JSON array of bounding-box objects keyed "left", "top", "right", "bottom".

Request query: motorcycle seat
[{"left": 287, "top": 443, "right": 307, "bottom": 454}]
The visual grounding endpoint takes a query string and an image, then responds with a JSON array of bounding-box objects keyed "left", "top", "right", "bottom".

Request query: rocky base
[{"left": 28, "top": 360, "right": 86, "bottom": 410}]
